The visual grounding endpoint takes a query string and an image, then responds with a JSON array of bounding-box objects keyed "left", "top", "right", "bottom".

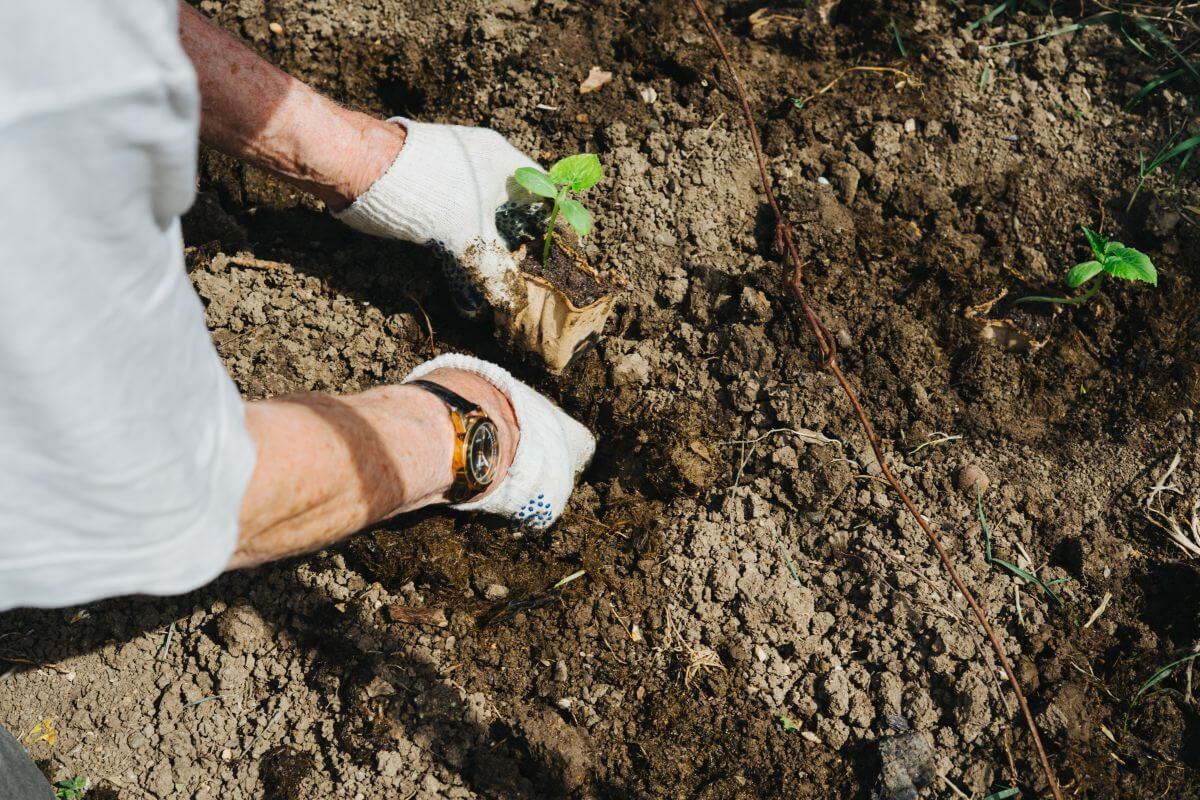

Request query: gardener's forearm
[
  {"left": 231, "top": 371, "right": 518, "bottom": 568},
  {"left": 178, "top": 1, "right": 403, "bottom": 210}
]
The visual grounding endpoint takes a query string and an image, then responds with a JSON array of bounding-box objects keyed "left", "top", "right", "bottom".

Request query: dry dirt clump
[{"left": 2, "top": 1, "right": 1199, "bottom": 798}]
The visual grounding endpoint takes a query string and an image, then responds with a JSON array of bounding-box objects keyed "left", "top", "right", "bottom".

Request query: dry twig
[
  {"left": 687, "top": 3, "right": 1063, "bottom": 797},
  {"left": 1144, "top": 452, "right": 1200, "bottom": 557},
  {"left": 1083, "top": 591, "right": 1113, "bottom": 629},
  {"left": 794, "top": 66, "right": 918, "bottom": 109},
  {"left": 663, "top": 606, "right": 725, "bottom": 688}
]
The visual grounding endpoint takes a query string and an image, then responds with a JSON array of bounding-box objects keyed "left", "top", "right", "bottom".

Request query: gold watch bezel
[{"left": 449, "top": 410, "right": 498, "bottom": 502}]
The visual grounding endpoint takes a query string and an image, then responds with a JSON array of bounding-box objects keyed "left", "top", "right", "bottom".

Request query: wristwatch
[{"left": 409, "top": 379, "right": 500, "bottom": 502}]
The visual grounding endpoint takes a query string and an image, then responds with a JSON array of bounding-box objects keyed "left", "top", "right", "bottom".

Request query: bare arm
[
  {"left": 232, "top": 369, "right": 518, "bottom": 568},
  {"left": 177, "top": 2, "right": 402, "bottom": 210}
]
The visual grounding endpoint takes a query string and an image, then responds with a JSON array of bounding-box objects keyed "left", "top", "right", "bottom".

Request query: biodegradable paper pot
[
  {"left": 964, "top": 289, "right": 1053, "bottom": 354},
  {"left": 513, "top": 273, "right": 617, "bottom": 372},
  {"left": 504, "top": 236, "right": 619, "bottom": 374}
]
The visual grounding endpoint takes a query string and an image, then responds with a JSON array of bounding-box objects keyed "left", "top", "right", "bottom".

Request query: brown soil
[
  {"left": 520, "top": 237, "right": 616, "bottom": 308},
  {"left": 3, "top": 1, "right": 1200, "bottom": 799}
]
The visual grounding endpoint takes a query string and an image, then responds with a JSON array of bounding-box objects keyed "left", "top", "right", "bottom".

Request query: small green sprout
[
  {"left": 1133, "top": 651, "right": 1200, "bottom": 705},
  {"left": 513, "top": 153, "right": 603, "bottom": 264},
  {"left": 1015, "top": 226, "right": 1157, "bottom": 307},
  {"left": 54, "top": 777, "right": 87, "bottom": 800}
]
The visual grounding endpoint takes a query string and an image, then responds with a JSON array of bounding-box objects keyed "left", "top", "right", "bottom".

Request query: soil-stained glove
[
  {"left": 335, "top": 117, "right": 542, "bottom": 319},
  {"left": 405, "top": 353, "right": 595, "bottom": 530}
]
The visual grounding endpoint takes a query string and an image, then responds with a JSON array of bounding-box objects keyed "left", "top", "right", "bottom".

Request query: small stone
[
  {"left": 612, "top": 352, "right": 651, "bottom": 386},
  {"left": 554, "top": 659, "right": 569, "bottom": 682},
  {"left": 739, "top": 286, "right": 772, "bottom": 322},
  {"left": 954, "top": 464, "right": 990, "bottom": 495},
  {"left": 268, "top": 21, "right": 284, "bottom": 35},
  {"left": 483, "top": 583, "right": 509, "bottom": 601},
  {"left": 829, "top": 162, "right": 860, "bottom": 204},
  {"left": 127, "top": 731, "right": 146, "bottom": 749},
  {"left": 903, "top": 118, "right": 917, "bottom": 134},
  {"left": 876, "top": 728, "right": 936, "bottom": 800},
  {"left": 579, "top": 66, "right": 613, "bottom": 95}
]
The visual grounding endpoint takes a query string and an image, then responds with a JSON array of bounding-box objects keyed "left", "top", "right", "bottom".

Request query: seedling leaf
[
  {"left": 549, "top": 153, "right": 603, "bottom": 192},
  {"left": 1149, "top": 133, "right": 1200, "bottom": 173},
  {"left": 558, "top": 197, "right": 593, "bottom": 237},
  {"left": 1066, "top": 260, "right": 1104, "bottom": 288},
  {"left": 1134, "top": 652, "right": 1200, "bottom": 703},
  {"left": 553, "top": 569, "right": 587, "bottom": 589},
  {"left": 994, "top": 557, "right": 1065, "bottom": 607},
  {"left": 514, "top": 167, "right": 558, "bottom": 199},
  {"left": 1125, "top": 68, "right": 1183, "bottom": 110},
  {"left": 1082, "top": 226, "right": 1107, "bottom": 260},
  {"left": 1103, "top": 244, "right": 1157, "bottom": 285},
  {"left": 777, "top": 714, "right": 801, "bottom": 732},
  {"left": 1129, "top": 17, "right": 1200, "bottom": 85},
  {"left": 54, "top": 777, "right": 87, "bottom": 800},
  {"left": 982, "top": 789, "right": 1021, "bottom": 800},
  {"left": 969, "top": 0, "right": 1014, "bottom": 31}
]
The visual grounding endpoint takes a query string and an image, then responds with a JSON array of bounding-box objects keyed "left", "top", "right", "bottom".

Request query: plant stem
[
  {"left": 543, "top": 188, "right": 565, "bottom": 264},
  {"left": 1127, "top": 175, "right": 1151, "bottom": 212},
  {"left": 1013, "top": 273, "right": 1105, "bottom": 307}
]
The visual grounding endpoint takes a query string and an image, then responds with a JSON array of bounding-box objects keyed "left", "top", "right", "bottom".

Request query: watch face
[{"left": 466, "top": 419, "right": 500, "bottom": 487}]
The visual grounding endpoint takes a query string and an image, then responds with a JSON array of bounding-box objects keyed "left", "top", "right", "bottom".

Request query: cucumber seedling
[
  {"left": 1015, "top": 226, "right": 1157, "bottom": 307},
  {"left": 513, "top": 153, "right": 604, "bottom": 264}
]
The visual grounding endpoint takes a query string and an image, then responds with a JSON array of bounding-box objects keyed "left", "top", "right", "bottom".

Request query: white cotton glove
[
  {"left": 405, "top": 353, "right": 595, "bottom": 530},
  {"left": 335, "top": 117, "right": 544, "bottom": 318}
]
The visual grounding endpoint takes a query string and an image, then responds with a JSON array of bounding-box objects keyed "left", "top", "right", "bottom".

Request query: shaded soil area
[{"left": 3, "top": 1, "right": 1200, "bottom": 798}]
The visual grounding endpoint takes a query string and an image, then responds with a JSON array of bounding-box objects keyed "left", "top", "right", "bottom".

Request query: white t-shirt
[{"left": 0, "top": 1, "right": 257, "bottom": 611}]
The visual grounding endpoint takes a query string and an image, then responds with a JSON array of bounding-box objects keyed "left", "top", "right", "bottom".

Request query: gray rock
[{"left": 873, "top": 727, "right": 936, "bottom": 800}]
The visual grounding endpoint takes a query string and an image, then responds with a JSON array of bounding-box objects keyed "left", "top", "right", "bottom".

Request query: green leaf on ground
[
  {"left": 982, "top": 789, "right": 1021, "bottom": 800},
  {"left": 777, "top": 714, "right": 801, "bottom": 732},
  {"left": 1135, "top": 652, "right": 1200, "bottom": 703},
  {"left": 54, "top": 778, "right": 87, "bottom": 800}
]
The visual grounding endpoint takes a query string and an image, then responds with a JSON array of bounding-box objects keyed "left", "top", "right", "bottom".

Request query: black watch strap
[{"left": 408, "top": 379, "right": 482, "bottom": 415}]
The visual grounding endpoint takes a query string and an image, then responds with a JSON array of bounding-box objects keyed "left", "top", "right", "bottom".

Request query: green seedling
[
  {"left": 976, "top": 487, "right": 1065, "bottom": 609},
  {"left": 54, "top": 777, "right": 87, "bottom": 800},
  {"left": 1133, "top": 651, "right": 1200, "bottom": 704},
  {"left": 513, "top": 153, "right": 604, "bottom": 264},
  {"left": 1015, "top": 226, "right": 1156, "bottom": 307},
  {"left": 982, "top": 789, "right": 1021, "bottom": 800},
  {"left": 1127, "top": 131, "right": 1200, "bottom": 210},
  {"left": 777, "top": 714, "right": 801, "bottom": 733}
]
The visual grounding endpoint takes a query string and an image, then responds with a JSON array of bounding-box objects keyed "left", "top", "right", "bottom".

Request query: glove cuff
[
  {"left": 404, "top": 353, "right": 594, "bottom": 529},
  {"left": 333, "top": 117, "right": 460, "bottom": 248}
]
